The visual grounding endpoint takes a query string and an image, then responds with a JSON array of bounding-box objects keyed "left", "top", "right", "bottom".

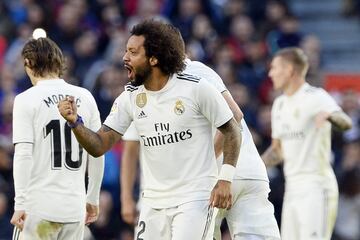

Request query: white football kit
[
  {"left": 105, "top": 73, "right": 233, "bottom": 239},
  {"left": 122, "top": 60, "right": 280, "bottom": 239},
  {"left": 272, "top": 83, "right": 340, "bottom": 240},
  {"left": 12, "top": 79, "right": 104, "bottom": 239},
  {"left": 187, "top": 60, "right": 280, "bottom": 239}
]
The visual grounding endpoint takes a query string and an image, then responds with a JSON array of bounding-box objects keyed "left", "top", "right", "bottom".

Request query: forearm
[
  {"left": 87, "top": 155, "right": 105, "bottom": 205},
  {"left": 13, "top": 143, "right": 33, "bottom": 210},
  {"left": 214, "top": 131, "right": 224, "bottom": 159},
  {"left": 121, "top": 167, "right": 137, "bottom": 202},
  {"left": 220, "top": 119, "right": 241, "bottom": 167},
  {"left": 261, "top": 146, "right": 283, "bottom": 167},
  {"left": 72, "top": 124, "right": 119, "bottom": 157},
  {"left": 328, "top": 111, "right": 352, "bottom": 131},
  {"left": 121, "top": 142, "right": 139, "bottom": 201}
]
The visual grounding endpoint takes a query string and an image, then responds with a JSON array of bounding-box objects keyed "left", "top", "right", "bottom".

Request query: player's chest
[
  {"left": 131, "top": 92, "right": 200, "bottom": 133},
  {"left": 274, "top": 99, "right": 313, "bottom": 132}
]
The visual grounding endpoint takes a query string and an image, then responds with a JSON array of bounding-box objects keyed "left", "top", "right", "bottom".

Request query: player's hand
[
  {"left": 209, "top": 180, "right": 232, "bottom": 210},
  {"left": 58, "top": 96, "right": 78, "bottom": 124},
  {"left": 10, "top": 210, "right": 26, "bottom": 231},
  {"left": 121, "top": 197, "right": 137, "bottom": 225},
  {"left": 85, "top": 203, "right": 99, "bottom": 225},
  {"left": 315, "top": 111, "right": 331, "bottom": 129}
]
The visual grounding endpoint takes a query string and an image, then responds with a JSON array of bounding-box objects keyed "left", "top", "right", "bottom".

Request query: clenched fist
[{"left": 58, "top": 96, "right": 78, "bottom": 124}]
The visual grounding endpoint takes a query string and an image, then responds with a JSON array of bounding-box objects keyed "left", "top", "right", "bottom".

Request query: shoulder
[
  {"left": 303, "top": 84, "right": 332, "bottom": 101},
  {"left": 14, "top": 87, "right": 37, "bottom": 103},
  {"left": 176, "top": 72, "right": 202, "bottom": 84},
  {"left": 68, "top": 83, "right": 97, "bottom": 103}
]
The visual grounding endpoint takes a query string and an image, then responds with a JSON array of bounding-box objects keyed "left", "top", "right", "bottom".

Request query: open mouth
[{"left": 124, "top": 64, "right": 134, "bottom": 79}]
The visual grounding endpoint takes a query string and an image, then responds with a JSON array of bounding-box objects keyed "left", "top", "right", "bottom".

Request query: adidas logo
[{"left": 138, "top": 110, "right": 147, "bottom": 119}]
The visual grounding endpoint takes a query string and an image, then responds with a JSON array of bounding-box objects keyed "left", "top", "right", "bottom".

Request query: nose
[{"left": 123, "top": 51, "right": 129, "bottom": 62}]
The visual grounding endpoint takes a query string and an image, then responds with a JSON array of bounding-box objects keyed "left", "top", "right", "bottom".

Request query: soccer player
[
  {"left": 10, "top": 37, "right": 104, "bottom": 239},
  {"left": 58, "top": 20, "right": 241, "bottom": 239},
  {"left": 120, "top": 59, "right": 281, "bottom": 240},
  {"left": 262, "top": 47, "right": 352, "bottom": 240}
]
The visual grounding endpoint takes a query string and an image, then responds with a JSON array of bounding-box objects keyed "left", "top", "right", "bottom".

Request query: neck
[
  {"left": 30, "top": 74, "right": 59, "bottom": 85},
  {"left": 143, "top": 69, "right": 170, "bottom": 91},
  {"left": 284, "top": 76, "right": 306, "bottom": 96}
]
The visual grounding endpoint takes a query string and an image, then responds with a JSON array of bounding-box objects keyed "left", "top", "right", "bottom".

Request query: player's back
[{"left": 12, "top": 79, "right": 100, "bottom": 222}]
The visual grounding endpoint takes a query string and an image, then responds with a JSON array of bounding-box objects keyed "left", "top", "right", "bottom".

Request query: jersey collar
[
  {"left": 286, "top": 82, "right": 309, "bottom": 99},
  {"left": 143, "top": 75, "right": 176, "bottom": 94},
  {"left": 36, "top": 79, "right": 65, "bottom": 85}
]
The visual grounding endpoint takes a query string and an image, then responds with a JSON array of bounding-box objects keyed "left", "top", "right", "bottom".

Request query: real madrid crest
[
  {"left": 174, "top": 100, "right": 185, "bottom": 115},
  {"left": 136, "top": 93, "right": 147, "bottom": 108}
]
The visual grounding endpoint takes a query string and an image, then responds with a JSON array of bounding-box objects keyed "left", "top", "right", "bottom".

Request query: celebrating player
[{"left": 58, "top": 20, "right": 241, "bottom": 239}]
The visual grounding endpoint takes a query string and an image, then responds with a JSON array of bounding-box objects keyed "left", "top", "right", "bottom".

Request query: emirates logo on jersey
[{"left": 174, "top": 100, "right": 185, "bottom": 115}]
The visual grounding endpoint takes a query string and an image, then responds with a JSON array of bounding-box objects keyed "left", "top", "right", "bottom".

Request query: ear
[
  {"left": 149, "top": 57, "right": 158, "bottom": 66},
  {"left": 24, "top": 58, "right": 30, "bottom": 67}
]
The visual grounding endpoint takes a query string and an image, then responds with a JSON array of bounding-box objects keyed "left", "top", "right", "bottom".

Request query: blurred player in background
[
  {"left": 121, "top": 58, "right": 281, "bottom": 240},
  {"left": 58, "top": 20, "right": 241, "bottom": 239},
  {"left": 262, "top": 47, "right": 352, "bottom": 240},
  {"left": 10, "top": 37, "right": 104, "bottom": 239}
]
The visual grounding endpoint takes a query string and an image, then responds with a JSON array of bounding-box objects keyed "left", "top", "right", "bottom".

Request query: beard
[{"left": 130, "top": 63, "right": 152, "bottom": 87}]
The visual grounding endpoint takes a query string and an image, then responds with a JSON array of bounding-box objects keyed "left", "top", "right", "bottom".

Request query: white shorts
[
  {"left": 21, "top": 214, "right": 84, "bottom": 240},
  {"left": 214, "top": 180, "right": 280, "bottom": 240},
  {"left": 281, "top": 186, "right": 338, "bottom": 240},
  {"left": 135, "top": 200, "right": 215, "bottom": 240}
]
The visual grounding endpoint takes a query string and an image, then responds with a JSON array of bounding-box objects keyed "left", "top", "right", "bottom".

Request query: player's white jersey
[
  {"left": 104, "top": 74, "right": 233, "bottom": 208},
  {"left": 186, "top": 60, "right": 269, "bottom": 181},
  {"left": 12, "top": 79, "right": 101, "bottom": 222},
  {"left": 271, "top": 83, "right": 340, "bottom": 187}
]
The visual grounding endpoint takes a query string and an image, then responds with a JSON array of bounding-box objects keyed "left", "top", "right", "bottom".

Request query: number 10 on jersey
[{"left": 44, "top": 120, "right": 83, "bottom": 170}]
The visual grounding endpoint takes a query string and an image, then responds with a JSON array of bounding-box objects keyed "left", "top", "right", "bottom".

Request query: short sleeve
[
  {"left": 13, "top": 94, "right": 34, "bottom": 144},
  {"left": 104, "top": 91, "right": 133, "bottom": 135},
  {"left": 312, "top": 89, "right": 341, "bottom": 114},
  {"left": 122, "top": 122, "right": 139, "bottom": 141},
  {"left": 197, "top": 79, "right": 233, "bottom": 128}
]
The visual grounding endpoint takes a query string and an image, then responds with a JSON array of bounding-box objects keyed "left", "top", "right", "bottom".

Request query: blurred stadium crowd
[{"left": 0, "top": 0, "right": 359, "bottom": 239}]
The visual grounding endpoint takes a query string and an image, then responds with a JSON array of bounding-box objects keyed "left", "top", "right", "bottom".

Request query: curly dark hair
[
  {"left": 130, "top": 20, "right": 186, "bottom": 75},
  {"left": 21, "top": 37, "right": 66, "bottom": 77}
]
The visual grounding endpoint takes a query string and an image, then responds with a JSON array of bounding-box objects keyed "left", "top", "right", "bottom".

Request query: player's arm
[
  {"left": 85, "top": 154, "right": 104, "bottom": 225},
  {"left": 73, "top": 124, "right": 122, "bottom": 157},
  {"left": 314, "top": 89, "right": 352, "bottom": 131},
  {"left": 261, "top": 138, "right": 283, "bottom": 167},
  {"left": 214, "top": 90, "right": 243, "bottom": 158},
  {"left": 316, "top": 111, "right": 352, "bottom": 131},
  {"left": 217, "top": 118, "right": 242, "bottom": 167},
  {"left": 211, "top": 118, "right": 241, "bottom": 209},
  {"left": 11, "top": 143, "right": 33, "bottom": 230},
  {"left": 58, "top": 97, "right": 122, "bottom": 157},
  {"left": 121, "top": 140, "right": 140, "bottom": 225}
]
